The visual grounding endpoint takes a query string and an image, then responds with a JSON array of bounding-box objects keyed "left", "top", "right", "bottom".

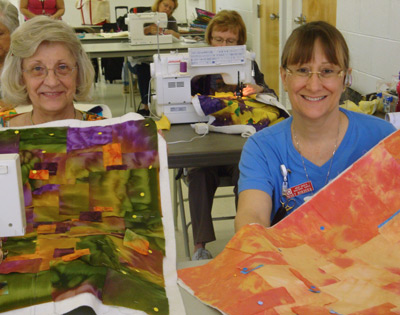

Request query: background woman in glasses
[
  {"left": 235, "top": 21, "right": 396, "bottom": 231},
  {"left": 188, "top": 10, "right": 277, "bottom": 260},
  {"left": 1, "top": 16, "right": 101, "bottom": 127},
  {"left": 123, "top": 0, "right": 179, "bottom": 116}
]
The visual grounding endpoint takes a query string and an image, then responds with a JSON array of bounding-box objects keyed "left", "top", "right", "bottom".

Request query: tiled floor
[{"left": 91, "top": 81, "right": 236, "bottom": 262}]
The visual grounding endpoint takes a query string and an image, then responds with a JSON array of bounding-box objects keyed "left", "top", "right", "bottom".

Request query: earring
[{"left": 344, "top": 73, "right": 352, "bottom": 87}]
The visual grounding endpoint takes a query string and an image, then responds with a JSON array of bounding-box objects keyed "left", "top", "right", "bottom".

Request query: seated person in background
[
  {"left": 188, "top": 10, "right": 277, "bottom": 260},
  {"left": 1, "top": 16, "right": 102, "bottom": 127},
  {"left": 235, "top": 21, "right": 396, "bottom": 231},
  {"left": 123, "top": 0, "right": 180, "bottom": 116},
  {"left": 20, "top": 0, "right": 65, "bottom": 20},
  {"left": 0, "top": 0, "right": 19, "bottom": 111}
]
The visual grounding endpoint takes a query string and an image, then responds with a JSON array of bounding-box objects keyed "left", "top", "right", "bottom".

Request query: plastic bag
[{"left": 75, "top": 0, "right": 110, "bottom": 25}]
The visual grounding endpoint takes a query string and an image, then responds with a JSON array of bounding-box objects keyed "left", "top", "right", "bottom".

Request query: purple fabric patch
[
  {"left": 123, "top": 151, "right": 159, "bottom": 169},
  {"left": 55, "top": 223, "right": 71, "bottom": 234},
  {"left": 32, "top": 184, "right": 60, "bottom": 195},
  {"left": 0, "top": 132, "right": 19, "bottom": 154},
  {"left": 106, "top": 165, "right": 128, "bottom": 171},
  {"left": 67, "top": 126, "right": 113, "bottom": 152},
  {"left": 34, "top": 162, "right": 58, "bottom": 176},
  {"left": 111, "top": 120, "right": 158, "bottom": 153},
  {"left": 79, "top": 211, "right": 102, "bottom": 222},
  {"left": 53, "top": 248, "right": 75, "bottom": 258},
  {"left": 24, "top": 185, "right": 33, "bottom": 207},
  {"left": 0, "top": 258, "right": 42, "bottom": 274},
  {"left": 197, "top": 95, "right": 226, "bottom": 116}
]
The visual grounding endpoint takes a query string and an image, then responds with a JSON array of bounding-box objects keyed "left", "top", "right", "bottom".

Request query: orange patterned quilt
[{"left": 178, "top": 130, "right": 400, "bottom": 314}]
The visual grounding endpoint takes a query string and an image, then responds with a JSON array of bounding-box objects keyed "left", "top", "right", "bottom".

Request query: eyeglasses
[
  {"left": 285, "top": 67, "right": 344, "bottom": 82},
  {"left": 211, "top": 37, "right": 238, "bottom": 45},
  {"left": 160, "top": 1, "right": 174, "bottom": 11},
  {"left": 23, "top": 64, "right": 77, "bottom": 79}
]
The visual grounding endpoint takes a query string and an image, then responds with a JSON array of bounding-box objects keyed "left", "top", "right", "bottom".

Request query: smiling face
[
  {"left": 22, "top": 42, "right": 78, "bottom": 115},
  {"left": 281, "top": 40, "right": 347, "bottom": 121}
]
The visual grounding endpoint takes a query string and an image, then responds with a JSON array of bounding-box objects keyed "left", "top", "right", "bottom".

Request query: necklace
[
  {"left": 30, "top": 109, "right": 77, "bottom": 125},
  {"left": 292, "top": 117, "right": 340, "bottom": 197}
]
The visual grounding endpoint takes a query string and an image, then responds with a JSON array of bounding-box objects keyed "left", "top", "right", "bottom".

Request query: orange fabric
[
  {"left": 62, "top": 249, "right": 91, "bottom": 262},
  {"left": 29, "top": 169, "right": 49, "bottom": 180},
  {"left": 102, "top": 143, "right": 122, "bottom": 168},
  {"left": 178, "top": 130, "right": 400, "bottom": 314}
]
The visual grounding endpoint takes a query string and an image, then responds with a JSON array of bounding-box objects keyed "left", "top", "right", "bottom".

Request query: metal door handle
[
  {"left": 294, "top": 14, "right": 306, "bottom": 25},
  {"left": 270, "top": 13, "right": 279, "bottom": 20}
]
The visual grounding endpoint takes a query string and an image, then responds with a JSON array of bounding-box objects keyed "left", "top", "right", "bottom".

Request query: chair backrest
[{"left": 130, "top": 7, "right": 151, "bottom": 13}]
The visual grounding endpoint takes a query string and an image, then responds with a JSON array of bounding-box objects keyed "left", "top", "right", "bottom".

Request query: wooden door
[
  {"left": 260, "top": 0, "right": 280, "bottom": 96},
  {"left": 302, "top": 0, "right": 336, "bottom": 26},
  {"left": 259, "top": 0, "right": 337, "bottom": 99}
]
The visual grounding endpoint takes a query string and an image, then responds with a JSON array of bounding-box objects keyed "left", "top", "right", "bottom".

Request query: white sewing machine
[
  {"left": 0, "top": 154, "right": 26, "bottom": 237},
  {"left": 150, "top": 45, "right": 256, "bottom": 124},
  {"left": 125, "top": 12, "right": 173, "bottom": 45}
]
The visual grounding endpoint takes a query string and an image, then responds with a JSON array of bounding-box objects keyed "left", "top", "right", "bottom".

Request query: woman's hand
[
  {"left": 242, "top": 84, "right": 264, "bottom": 96},
  {"left": 144, "top": 24, "right": 162, "bottom": 35},
  {"left": 163, "top": 29, "right": 180, "bottom": 39}
]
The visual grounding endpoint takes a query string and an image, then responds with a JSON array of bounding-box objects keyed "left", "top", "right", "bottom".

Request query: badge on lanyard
[{"left": 285, "top": 181, "right": 314, "bottom": 199}]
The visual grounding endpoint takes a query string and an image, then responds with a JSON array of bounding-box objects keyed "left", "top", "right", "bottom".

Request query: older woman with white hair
[{"left": 1, "top": 16, "right": 102, "bottom": 127}]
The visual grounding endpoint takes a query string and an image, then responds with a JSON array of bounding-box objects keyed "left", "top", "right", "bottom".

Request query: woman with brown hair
[{"left": 235, "top": 21, "right": 395, "bottom": 230}]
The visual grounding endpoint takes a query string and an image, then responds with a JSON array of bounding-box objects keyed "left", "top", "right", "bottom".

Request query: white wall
[
  {"left": 337, "top": 0, "right": 400, "bottom": 95},
  {"left": 214, "top": 0, "right": 260, "bottom": 63}
]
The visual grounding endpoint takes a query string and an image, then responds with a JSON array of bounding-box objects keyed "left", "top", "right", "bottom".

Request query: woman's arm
[
  {"left": 165, "top": 16, "right": 180, "bottom": 38},
  {"left": 164, "top": 29, "right": 180, "bottom": 39},
  {"left": 243, "top": 62, "right": 277, "bottom": 98},
  {"left": 20, "top": 0, "right": 36, "bottom": 19},
  {"left": 51, "top": 0, "right": 65, "bottom": 19},
  {"left": 235, "top": 189, "right": 272, "bottom": 231}
]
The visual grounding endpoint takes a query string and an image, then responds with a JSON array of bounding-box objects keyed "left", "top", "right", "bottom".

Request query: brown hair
[
  {"left": 281, "top": 21, "right": 349, "bottom": 70},
  {"left": 205, "top": 10, "right": 247, "bottom": 45},
  {"left": 151, "top": 0, "right": 178, "bottom": 14}
]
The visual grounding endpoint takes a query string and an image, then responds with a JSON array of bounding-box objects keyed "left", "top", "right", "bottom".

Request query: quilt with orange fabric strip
[
  {"left": 0, "top": 114, "right": 184, "bottom": 314},
  {"left": 178, "top": 130, "right": 400, "bottom": 314}
]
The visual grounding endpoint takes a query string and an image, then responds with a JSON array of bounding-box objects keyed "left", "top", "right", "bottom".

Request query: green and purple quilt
[{"left": 0, "top": 113, "right": 184, "bottom": 314}]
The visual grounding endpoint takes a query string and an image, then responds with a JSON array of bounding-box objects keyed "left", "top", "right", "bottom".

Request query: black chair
[{"left": 173, "top": 168, "right": 236, "bottom": 259}]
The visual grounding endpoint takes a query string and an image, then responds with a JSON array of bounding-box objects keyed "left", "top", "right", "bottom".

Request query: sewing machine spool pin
[{"left": 235, "top": 71, "right": 244, "bottom": 98}]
